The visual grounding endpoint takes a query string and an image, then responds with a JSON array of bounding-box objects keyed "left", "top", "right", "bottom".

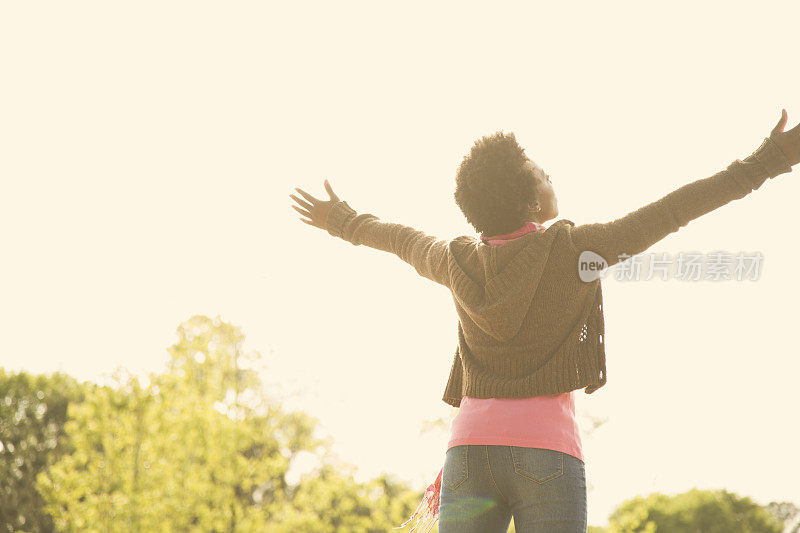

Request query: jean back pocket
[{"left": 509, "top": 446, "right": 564, "bottom": 484}]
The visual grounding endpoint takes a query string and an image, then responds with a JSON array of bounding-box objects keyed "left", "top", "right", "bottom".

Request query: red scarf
[{"left": 394, "top": 220, "right": 546, "bottom": 532}]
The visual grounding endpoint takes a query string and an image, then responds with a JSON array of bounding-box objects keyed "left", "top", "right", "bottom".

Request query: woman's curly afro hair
[{"left": 454, "top": 131, "right": 538, "bottom": 236}]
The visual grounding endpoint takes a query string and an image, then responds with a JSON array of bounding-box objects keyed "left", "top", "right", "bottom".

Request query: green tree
[
  {"left": 605, "top": 488, "right": 783, "bottom": 533},
  {"left": 35, "top": 315, "right": 424, "bottom": 531},
  {"left": 36, "top": 371, "right": 162, "bottom": 531},
  {"left": 0, "top": 369, "right": 85, "bottom": 532}
]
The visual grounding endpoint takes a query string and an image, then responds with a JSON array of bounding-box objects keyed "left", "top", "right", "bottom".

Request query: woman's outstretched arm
[
  {"left": 290, "top": 180, "right": 451, "bottom": 287},
  {"left": 565, "top": 110, "right": 799, "bottom": 268}
]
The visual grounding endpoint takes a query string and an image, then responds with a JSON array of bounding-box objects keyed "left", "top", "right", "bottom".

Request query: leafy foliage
[
  {"left": 0, "top": 369, "right": 84, "bottom": 532},
  {"left": 604, "top": 488, "right": 784, "bottom": 533},
  {"left": 2, "top": 315, "right": 423, "bottom": 532}
]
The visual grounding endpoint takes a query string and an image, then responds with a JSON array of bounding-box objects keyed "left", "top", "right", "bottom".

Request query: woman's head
[{"left": 454, "top": 131, "right": 558, "bottom": 236}]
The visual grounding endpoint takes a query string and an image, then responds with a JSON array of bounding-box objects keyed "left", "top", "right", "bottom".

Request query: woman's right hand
[{"left": 770, "top": 109, "right": 800, "bottom": 166}]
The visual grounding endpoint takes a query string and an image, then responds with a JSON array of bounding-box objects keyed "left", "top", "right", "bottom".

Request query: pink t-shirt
[{"left": 447, "top": 221, "right": 584, "bottom": 463}]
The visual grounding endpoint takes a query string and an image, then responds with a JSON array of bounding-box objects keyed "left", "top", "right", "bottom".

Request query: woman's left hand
[{"left": 290, "top": 179, "right": 341, "bottom": 231}]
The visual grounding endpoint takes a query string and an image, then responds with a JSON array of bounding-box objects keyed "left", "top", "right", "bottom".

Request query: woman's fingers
[
  {"left": 299, "top": 217, "right": 318, "bottom": 228},
  {"left": 289, "top": 194, "right": 314, "bottom": 212},
  {"left": 294, "top": 187, "right": 319, "bottom": 204},
  {"left": 323, "top": 179, "right": 340, "bottom": 202},
  {"left": 291, "top": 204, "right": 313, "bottom": 219},
  {"left": 292, "top": 181, "right": 339, "bottom": 231},
  {"left": 772, "top": 108, "right": 788, "bottom": 137}
]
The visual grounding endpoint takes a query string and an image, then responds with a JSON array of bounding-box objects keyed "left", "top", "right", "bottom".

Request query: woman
[{"left": 289, "top": 110, "right": 799, "bottom": 533}]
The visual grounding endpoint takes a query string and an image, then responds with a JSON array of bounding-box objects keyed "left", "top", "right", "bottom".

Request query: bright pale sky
[{"left": 2, "top": 1, "right": 799, "bottom": 528}]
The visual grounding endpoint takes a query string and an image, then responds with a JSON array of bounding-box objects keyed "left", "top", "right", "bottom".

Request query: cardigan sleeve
[
  {"left": 325, "top": 200, "right": 452, "bottom": 288},
  {"left": 564, "top": 137, "right": 793, "bottom": 267}
]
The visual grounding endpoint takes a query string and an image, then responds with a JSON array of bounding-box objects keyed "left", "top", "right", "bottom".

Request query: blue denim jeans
[{"left": 438, "top": 445, "right": 587, "bottom": 533}]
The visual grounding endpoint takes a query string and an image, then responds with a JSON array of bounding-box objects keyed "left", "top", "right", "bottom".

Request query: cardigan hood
[
  {"left": 441, "top": 221, "right": 608, "bottom": 407},
  {"left": 446, "top": 220, "right": 576, "bottom": 343}
]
